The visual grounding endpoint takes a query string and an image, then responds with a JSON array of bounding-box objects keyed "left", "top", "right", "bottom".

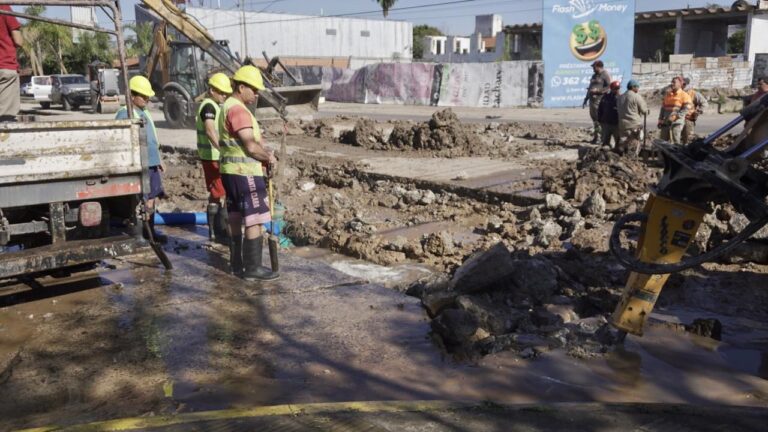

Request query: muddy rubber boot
[
  {"left": 214, "top": 205, "right": 231, "bottom": 244},
  {"left": 229, "top": 233, "right": 243, "bottom": 276},
  {"left": 242, "top": 236, "right": 280, "bottom": 281},
  {"left": 206, "top": 203, "right": 219, "bottom": 241}
]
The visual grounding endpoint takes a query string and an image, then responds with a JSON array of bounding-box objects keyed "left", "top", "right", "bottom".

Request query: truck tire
[
  {"left": 163, "top": 91, "right": 190, "bottom": 129},
  {"left": 63, "top": 97, "right": 72, "bottom": 111},
  {"left": 40, "top": 102, "right": 50, "bottom": 109}
]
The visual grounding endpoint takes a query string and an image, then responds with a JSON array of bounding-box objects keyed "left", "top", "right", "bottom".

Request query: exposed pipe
[{"left": 154, "top": 212, "right": 207, "bottom": 225}]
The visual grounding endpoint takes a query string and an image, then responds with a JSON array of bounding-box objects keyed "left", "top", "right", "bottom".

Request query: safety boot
[
  {"left": 229, "top": 233, "right": 243, "bottom": 276},
  {"left": 206, "top": 203, "right": 219, "bottom": 241},
  {"left": 242, "top": 236, "right": 280, "bottom": 281},
  {"left": 214, "top": 205, "right": 231, "bottom": 244}
]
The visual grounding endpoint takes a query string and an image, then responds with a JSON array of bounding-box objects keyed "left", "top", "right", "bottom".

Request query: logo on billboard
[
  {"left": 570, "top": 20, "right": 607, "bottom": 61},
  {"left": 552, "top": 0, "right": 629, "bottom": 18}
]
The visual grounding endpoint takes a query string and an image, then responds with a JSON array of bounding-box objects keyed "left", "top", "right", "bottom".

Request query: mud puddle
[{"left": 291, "top": 246, "right": 433, "bottom": 289}]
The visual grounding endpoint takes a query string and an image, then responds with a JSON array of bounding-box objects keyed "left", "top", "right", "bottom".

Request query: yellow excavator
[
  {"left": 138, "top": 0, "right": 321, "bottom": 127},
  {"left": 609, "top": 94, "right": 768, "bottom": 338}
]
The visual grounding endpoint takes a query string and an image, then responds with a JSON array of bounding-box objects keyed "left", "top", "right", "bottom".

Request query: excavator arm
[
  {"left": 609, "top": 95, "right": 768, "bottom": 336},
  {"left": 139, "top": 0, "right": 319, "bottom": 120}
]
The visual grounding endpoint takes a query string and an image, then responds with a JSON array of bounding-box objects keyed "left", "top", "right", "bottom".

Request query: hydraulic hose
[{"left": 609, "top": 212, "right": 768, "bottom": 275}]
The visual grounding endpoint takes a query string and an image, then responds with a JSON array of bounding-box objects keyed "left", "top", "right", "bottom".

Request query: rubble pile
[
  {"left": 407, "top": 244, "right": 625, "bottom": 359},
  {"left": 543, "top": 148, "right": 661, "bottom": 205}
]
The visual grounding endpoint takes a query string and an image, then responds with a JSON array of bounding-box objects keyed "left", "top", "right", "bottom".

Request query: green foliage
[
  {"left": 64, "top": 31, "right": 115, "bottom": 74},
  {"left": 126, "top": 22, "right": 154, "bottom": 58},
  {"left": 412, "top": 24, "right": 443, "bottom": 59},
  {"left": 728, "top": 29, "right": 746, "bottom": 54},
  {"left": 374, "top": 0, "right": 397, "bottom": 17}
]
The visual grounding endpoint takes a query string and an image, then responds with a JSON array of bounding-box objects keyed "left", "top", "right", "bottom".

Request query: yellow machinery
[
  {"left": 139, "top": 0, "right": 321, "bottom": 127},
  {"left": 609, "top": 95, "right": 768, "bottom": 336}
]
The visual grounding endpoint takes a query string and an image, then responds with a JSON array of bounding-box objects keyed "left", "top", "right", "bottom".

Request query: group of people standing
[
  {"left": 120, "top": 66, "right": 280, "bottom": 283},
  {"left": 584, "top": 60, "right": 709, "bottom": 154}
]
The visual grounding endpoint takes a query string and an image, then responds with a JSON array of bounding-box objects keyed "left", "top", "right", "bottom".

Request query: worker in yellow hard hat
[
  {"left": 197, "top": 72, "right": 233, "bottom": 242},
  {"left": 116, "top": 75, "right": 167, "bottom": 243},
  {"left": 218, "top": 65, "right": 278, "bottom": 281}
]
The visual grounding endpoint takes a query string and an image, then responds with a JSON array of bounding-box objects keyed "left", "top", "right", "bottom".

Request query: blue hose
[{"left": 154, "top": 212, "right": 207, "bottom": 225}]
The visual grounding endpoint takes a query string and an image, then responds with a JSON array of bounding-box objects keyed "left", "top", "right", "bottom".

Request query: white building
[
  {"left": 180, "top": 7, "right": 412, "bottom": 68},
  {"left": 422, "top": 14, "right": 506, "bottom": 63},
  {"left": 71, "top": 6, "right": 97, "bottom": 42}
]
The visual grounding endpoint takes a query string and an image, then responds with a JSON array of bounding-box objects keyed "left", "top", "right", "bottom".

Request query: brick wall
[{"left": 632, "top": 57, "right": 753, "bottom": 91}]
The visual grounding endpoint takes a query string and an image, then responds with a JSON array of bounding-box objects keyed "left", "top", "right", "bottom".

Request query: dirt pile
[
  {"left": 543, "top": 148, "right": 661, "bottom": 206},
  {"left": 157, "top": 146, "right": 209, "bottom": 213}
]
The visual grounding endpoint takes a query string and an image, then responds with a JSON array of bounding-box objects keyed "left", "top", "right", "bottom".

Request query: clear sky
[{"left": 28, "top": 0, "right": 735, "bottom": 35}]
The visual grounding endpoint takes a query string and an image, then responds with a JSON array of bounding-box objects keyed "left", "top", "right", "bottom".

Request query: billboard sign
[{"left": 543, "top": 0, "right": 636, "bottom": 108}]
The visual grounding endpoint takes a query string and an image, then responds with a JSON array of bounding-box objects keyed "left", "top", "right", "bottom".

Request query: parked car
[
  {"left": 30, "top": 75, "right": 52, "bottom": 108},
  {"left": 20, "top": 82, "right": 32, "bottom": 96},
  {"left": 50, "top": 74, "right": 91, "bottom": 111}
]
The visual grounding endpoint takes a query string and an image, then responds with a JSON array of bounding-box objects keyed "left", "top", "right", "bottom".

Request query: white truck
[{"left": 0, "top": 0, "right": 170, "bottom": 279}]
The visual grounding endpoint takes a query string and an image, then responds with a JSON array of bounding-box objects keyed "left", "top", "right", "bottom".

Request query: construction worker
[
  {"left": 197, "top": 72, "right": 233, "bottom": 242},
  {"left": 657, "top": 76, "right": 692, "bottom": 145},
  {"left": 617, "top": 79, "right": 650, "bottom": 155},
  {"left": 0, "top": 4, "right": 23, "bottom": 121},
  {"left": 749, "top": 76, "right": 767, "bottom": 105},
  {"left": 582, "top": 60, "right": 612, "bottom": 144},
  {"left": 681, "top": 77, "right": 708, "bottom": 144},
  {"left": 116, "top": 75, "right": 166, "bottom": 243},
  {"left": 597, "top": 81, "right": 621, "bottom": 149},
  {"left": 219, "top": 65, "right": 279, "bottom": 281}
]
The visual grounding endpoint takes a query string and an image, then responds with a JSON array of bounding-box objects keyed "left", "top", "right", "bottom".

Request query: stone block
[
  {"left": 641, "top": 64, "right": 654, "bottom": 74},
  {"left": 669, "top": 54, "right": 694, "bottom": 64}
]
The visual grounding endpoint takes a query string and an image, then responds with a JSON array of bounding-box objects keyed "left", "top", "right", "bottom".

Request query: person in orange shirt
[
  {"left": 681, "top": 77, "right": 708, "bottom": 144},
  {"left": 657, "top": 76, "right": 692, "bottom": 145}
]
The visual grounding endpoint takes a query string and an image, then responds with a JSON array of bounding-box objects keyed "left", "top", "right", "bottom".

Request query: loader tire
[{"left": 163, "top": 91, "right": 191, "bottom": 129}]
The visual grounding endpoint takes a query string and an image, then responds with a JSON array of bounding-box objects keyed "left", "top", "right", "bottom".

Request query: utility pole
[{"left": 241, "top": 1, "right": 249, "bottom": 60}]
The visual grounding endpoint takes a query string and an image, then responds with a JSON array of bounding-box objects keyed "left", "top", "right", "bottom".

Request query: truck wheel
[
  {"left": 63, "top": 97, "right": 72, "bottom": 111},
  {"left": 40, "top": 102, "right": 50, "bottom": 109},
  {"left": 163, "top": 91, "right": 190, "bottom": 129}
]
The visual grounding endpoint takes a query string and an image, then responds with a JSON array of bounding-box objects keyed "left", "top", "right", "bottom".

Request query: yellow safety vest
[
  {"left": 218, "top": 97, "right": 264, "bottom": 176},
  {"left": 196, "top": 98, "right": 221, "bottom": 161}
]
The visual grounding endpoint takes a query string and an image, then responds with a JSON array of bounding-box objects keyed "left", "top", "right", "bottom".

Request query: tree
[
  {"left": 728, "top": 29, "right": 746, "bottom": 54},
  {"left": 126, "top": 22, "right": 154, "bottom": 58},
  {"left": 374, "top": 0, "right": 397, "bottom": 17},
  {"left": 19, "top": 5, "right": 47, "bottom": 75},
  {"left": 412, "top": 24, "right": 442, "bottom": 59},
  {"left": 64, "top": 31, "right": 115, "bottom": 74}
]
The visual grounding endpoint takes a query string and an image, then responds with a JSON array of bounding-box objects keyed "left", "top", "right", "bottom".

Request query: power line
[{"left": 207, "top": 0, "right": 479, "bottom": 30}]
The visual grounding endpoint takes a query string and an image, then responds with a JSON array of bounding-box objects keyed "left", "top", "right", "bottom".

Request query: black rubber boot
[
  {"left": 242, "top": 236, "right": 279, "bottom": 281},
  {"left": 214, "top": 205, "right": 231, "bottom": 244},
  {"left": 206, "top": 203, "right": 218, "bottom": 241},
  {"left": 229, "top": 233, "right": 243, "bottom": 276}
]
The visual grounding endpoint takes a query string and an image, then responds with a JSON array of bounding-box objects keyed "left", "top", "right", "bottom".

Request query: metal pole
[
  {"left": 111, "top": 0, "right": 133, "bottom": 119},
  {"left": 0, "top": 9, "right": 116, "bottom": 34}
]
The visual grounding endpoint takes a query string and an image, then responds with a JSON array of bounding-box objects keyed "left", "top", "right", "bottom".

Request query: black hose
[{"left": 609, "top": 212, "right": 768, "bottom": 274}]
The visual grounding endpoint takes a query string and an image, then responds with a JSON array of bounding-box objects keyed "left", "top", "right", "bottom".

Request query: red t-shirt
[
  {"left": 0, "top": 6, "right": 21, "bottom": 71},
  {"left": 224, "top": 103, "right": 260, "bottom": 139}
]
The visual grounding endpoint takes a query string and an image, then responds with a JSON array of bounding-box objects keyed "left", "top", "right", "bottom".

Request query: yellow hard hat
[
  {"left": 129, "top": 75, "right": 155, "bottom": 98},
  {"left": 208, "top": 72, "right": 233, "bottom": 94},
  {"left": 232, "top": 65, "right": 265, "bottom": 91}
]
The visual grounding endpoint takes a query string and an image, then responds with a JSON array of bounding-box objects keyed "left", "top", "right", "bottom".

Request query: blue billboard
[{"left": 543, "top": 0, "right": 636, "bottom": 108}]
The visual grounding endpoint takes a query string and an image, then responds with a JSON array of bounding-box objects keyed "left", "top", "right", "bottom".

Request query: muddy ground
[{"left": 2, "top": 109, "right": 768, "bottom": 429}]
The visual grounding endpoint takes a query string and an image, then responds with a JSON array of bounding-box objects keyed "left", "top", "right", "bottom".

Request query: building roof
[{"left": 504, "top": 23, "right": 542, "bottom": 33}]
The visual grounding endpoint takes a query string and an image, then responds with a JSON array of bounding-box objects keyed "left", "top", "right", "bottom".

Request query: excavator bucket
[{"left": 254, "top": 84, "right": 322, "bottom": 121}]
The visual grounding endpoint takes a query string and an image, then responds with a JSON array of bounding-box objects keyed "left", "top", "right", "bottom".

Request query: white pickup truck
[{"left": 0, "top": 118, "right": 167, "bottom": 278}]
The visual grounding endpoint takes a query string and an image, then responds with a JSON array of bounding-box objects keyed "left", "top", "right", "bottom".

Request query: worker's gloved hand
[
  {"left": 582, "top": 101, "right": 587, "bottom": 109},
  {"left": 669, "top": 114, "right": 678, "bottom": 123},
  {"left": 657, "top": 120, "right": 663, "bottom": 128}
]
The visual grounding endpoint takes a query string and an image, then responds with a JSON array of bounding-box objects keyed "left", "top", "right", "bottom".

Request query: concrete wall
[
  {"left": 676, "top": 19, "right": 729, "bottom": 57},
  {"left": 746, "top": 13, "right": 768, "bottom": 64},
  {"left": 632, "top": 57, "right": 753, "bottom": 90},
  {"left": 185, "top": 7, "right": 412, "bottom": 63},
  {"left": 633, "top": 23, "right": 673, "bottom": 61}
]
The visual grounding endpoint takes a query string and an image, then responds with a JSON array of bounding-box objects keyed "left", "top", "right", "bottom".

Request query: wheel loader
[{"left": 138, "top": 0, "right": 322, "bottom": 128}]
